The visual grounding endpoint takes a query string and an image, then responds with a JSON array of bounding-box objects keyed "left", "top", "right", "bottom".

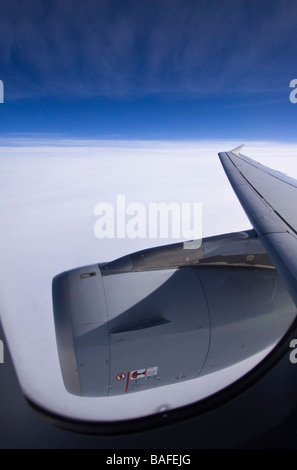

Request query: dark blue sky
[{"left": 1, "top": 0, "right": 297, "bottom": 141}]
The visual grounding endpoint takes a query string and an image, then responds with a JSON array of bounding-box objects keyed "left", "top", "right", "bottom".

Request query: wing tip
[{"left": 230, "top": 144, "right": 245, "bottom": 156}]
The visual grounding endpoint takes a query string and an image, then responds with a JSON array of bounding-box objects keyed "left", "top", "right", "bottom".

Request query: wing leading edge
[{"left": 219, "top": 147, "right": 297, "bottom": 307}]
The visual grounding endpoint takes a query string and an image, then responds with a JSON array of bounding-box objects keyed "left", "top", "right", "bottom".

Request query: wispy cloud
[
  {"left": 0, "top": 135, "right": 297, "bottom": 162},
  {"left": 1, "top": 0, "right": 297, "bottom": 99}
]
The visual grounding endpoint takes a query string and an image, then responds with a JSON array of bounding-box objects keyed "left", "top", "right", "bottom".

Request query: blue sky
[{"left": 1, "top": 0, "right": 297, "bottom": 142}]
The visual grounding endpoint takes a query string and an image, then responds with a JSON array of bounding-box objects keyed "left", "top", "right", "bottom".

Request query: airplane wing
[{"left": 219, "top": 146, "right": 297, "bottom": 307}]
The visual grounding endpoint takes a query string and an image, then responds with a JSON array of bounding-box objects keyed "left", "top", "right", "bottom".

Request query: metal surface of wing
[{"left": 219, "top": 148, "right": 297, "bottom": 306}]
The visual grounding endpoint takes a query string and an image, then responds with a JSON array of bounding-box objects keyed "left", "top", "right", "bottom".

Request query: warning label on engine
[
  {"left": 147, "top": 366, "right": 158, "bottom": 377},
  {"left": 130, "top": 366, "right": 158, "bottom": 380},
  {"left": 131, "top": 369, "right": 146, "bottom": 380}
]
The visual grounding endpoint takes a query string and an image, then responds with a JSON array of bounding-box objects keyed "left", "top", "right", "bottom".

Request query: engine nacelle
[{"left": 52, "top": 230, "right": 296, "bottom": 396}]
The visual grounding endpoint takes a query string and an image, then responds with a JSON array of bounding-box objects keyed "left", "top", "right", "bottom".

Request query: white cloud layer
[{"left": 1, "top": 138, "right": 297, "bottom": 421}]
